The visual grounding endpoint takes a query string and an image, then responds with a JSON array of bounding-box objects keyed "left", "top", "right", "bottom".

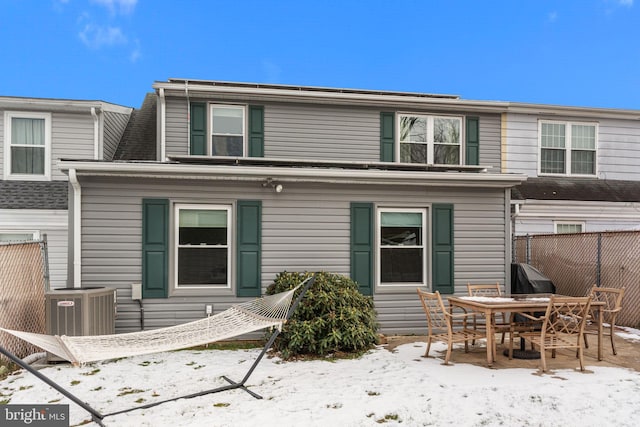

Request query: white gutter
[
  {"left": 91, "top": 107, "right": 100, "bottom": 160},
  {"left": 159, "top": 88, "right": 166, "bottom": 161},
  {"left": 58, "top": 160, "right": 527, "bottom": 188},
  {"left": 68, "top": 169, "right": 82, "bottom": 288}
]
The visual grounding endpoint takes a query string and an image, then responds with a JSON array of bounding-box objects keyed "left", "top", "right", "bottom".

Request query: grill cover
[{"left": 511, "top": 263, "right": 556, "bottom": 294}]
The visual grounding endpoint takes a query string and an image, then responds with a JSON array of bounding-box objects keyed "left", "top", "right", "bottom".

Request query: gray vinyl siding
[
  {"left": 77, "top": 176, "right": 509, "bottom": 334},
  {"left": 477, "top": 113, "right": 502, "bottom": 170},
  {"left": 103, "top": 111, "right": 130, "bottom": 160},
  {"left": 164, "top": 97, "right": 189, "bottom": 156},
  {"left": 163, "top": 97, "right": 503, "bottom": 165},
  {"left": 0, "top": 113, "right": 4, "bottom": 176},
  {"left": 264, "top": 104, "right": 380, "bottom": 161},
  {"left": 51, "top": 112, "right": 95, "bottom": 180},
  {"left": 505, "top": 112, "right": 640, "bottom": 180}
]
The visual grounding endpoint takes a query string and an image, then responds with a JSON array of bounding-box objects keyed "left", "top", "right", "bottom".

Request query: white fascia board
[
  {"left": 515, "top": 199, "right": 640, "bottom": 219},
  {"left": 506, "top": 102, "right": 640, "bottom": 120},
  {"left": 153, "top": 81, "right": 510, "bottom": 113},
  {"left": 0, "top": 209, "right": 68, "bottom": 228},
  {"left": 0, "top": 97, "right": 132, "bottom": 115},
  {"left": 58, "top": 160, "right": 527, "bottom": 188}
]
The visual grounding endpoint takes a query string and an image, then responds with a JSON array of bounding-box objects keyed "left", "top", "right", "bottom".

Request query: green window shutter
[
  {"left": 142, "top": 199, "right": 169, "bottom": 298},
  {"left": 432, "top": 204, "right": 454, "bottom": 294},
  {"left": 380, "top": 112, "right": 395, "bottom": 162},
  {"left": 248, "top": 105, "right": 264, "bottom": 157},
  {"left": 465, "top": 116, "right": 479, "bottom": 165},
  {"left": 190, "top": 102, "right": 207, "bottom": 155},
  {"left": 237, "top": 200, "right": 262, "bottom": 297},
  {"left": 350, "top": 202, "right": 373, "bottom": 296}
]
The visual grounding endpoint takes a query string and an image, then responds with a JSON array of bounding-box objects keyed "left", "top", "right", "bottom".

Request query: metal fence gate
[
  {"left": 0, "top": 238, "right": 49, "bottom": 362},
  {"left": 514, "top": 230, "right": 640, "bottom": 328}
]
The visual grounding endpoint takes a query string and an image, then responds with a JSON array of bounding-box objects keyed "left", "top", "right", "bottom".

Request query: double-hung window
[
  {"left": 210, "top": 105, "right": 245, "bottom": 156},
  {"left": 175, "top": 204, "right": 231, "bottom": 289},
  {"left": 398, "top": 114, "right": 462, "bottom": 165},
  {"left": 539, "top": 121, "right": 597, "bottom": 176},
  {"left": 4, "top": 112, "right": 51, "bottom": 180},
  {"left": 378, "top": 208, "right": 427, "bottom": 286}
]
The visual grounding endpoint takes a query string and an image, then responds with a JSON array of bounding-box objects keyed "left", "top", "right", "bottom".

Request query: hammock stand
[{"left": 0, "top": 275, "right": 315, "bottom": 426}]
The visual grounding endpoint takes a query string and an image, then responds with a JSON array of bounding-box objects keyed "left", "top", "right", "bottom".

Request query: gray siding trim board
[{"left": 76, "top": 177, "right": 510, "bottom": 334}]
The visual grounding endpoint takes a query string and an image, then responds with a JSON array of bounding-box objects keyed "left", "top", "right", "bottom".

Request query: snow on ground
[{"left": 2, "top": 334, "right": 640, "bottom": 427}]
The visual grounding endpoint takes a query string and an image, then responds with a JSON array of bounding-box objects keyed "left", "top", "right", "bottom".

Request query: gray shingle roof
[
  {"left": 0, "top": 181, "right": 68, "bottom": 209},
  {"left": 114, "top": 92, "right": 157, "bottom": 161},
  {"left": 512, "top": 177, "right": 640, "bottom": 202}
]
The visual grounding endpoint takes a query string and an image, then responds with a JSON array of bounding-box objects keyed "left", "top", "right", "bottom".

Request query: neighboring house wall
[
  {"left": 506, "top": 111, "right": 640, "bottom": 234},
  {"left": 505, "top": 112, "right": 640, "bottom": 180},
  {"left": 75, "top": 176, "right": 510, "bottom": 334},
  {"left": 0, "top": 208, "right": 68, "bottom": 287}
]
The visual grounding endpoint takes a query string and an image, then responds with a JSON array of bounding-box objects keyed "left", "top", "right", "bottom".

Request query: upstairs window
[
  {"left": 210, "top": 105, "right": 245, "bottom": 156},
  {"left": 4, "top": 112, "right": 51, "bottom": 180},
  {"left": 539, "top": 121, "right": 597, "bottom": 176},
  {"left": 398, "top": 114, "right": 461, "bottom": 165}
]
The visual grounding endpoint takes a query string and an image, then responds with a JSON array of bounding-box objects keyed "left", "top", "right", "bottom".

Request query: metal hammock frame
[{"left": 0, "top": 275, "right": 315, "bottom": 427}]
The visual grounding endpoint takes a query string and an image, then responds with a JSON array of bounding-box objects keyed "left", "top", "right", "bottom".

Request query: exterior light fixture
[{"left": 262, "top": 178, "right": 283, "bottom": 193}]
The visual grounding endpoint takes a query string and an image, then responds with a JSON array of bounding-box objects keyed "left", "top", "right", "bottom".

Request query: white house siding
[
  {"left": 477, "top": 113, "right": 502, "bottom": 170},
  {"left": 505, "top": 112, "right": 640, "bottom": 180},
  {"left": 513, "top": 200, "right": 640, "bottom": 235},
  {"left": 76, "top": 176, "right": 509, "bottom": 335},
  {"left": 164, "top": 97, "right": 189, "bottom": 156},
  {"left": 50, "top": 112, "right": 95, "bottom": 180},
  {"left": 0, "top": 209, "right": 68, "bottom": 289}
]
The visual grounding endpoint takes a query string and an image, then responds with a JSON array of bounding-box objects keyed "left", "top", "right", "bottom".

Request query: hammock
[
  {"left": 0, "top": 275, "right": 315, "bottom": 426},
  {"left": 2, "top": 285, "right": 299, "bottom": 365}
]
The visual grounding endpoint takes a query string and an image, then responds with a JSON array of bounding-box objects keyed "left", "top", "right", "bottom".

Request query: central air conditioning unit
[{"left": 45, "top": 287, "right": 117, "bottom": 361}]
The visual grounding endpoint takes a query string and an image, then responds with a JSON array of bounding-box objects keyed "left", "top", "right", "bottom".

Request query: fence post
[
  {"left": 41, "top": 233, "right": 51, "bottom": 291},
  {"left": 526, "top": 235, "right": 532, "bottom": 264},
  {"left": 596, "top": 232, "right": 602, "bottom": 287}
]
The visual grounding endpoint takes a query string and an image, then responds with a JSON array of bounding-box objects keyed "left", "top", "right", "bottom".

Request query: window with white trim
[
  {"left": 377, "top": 208, "right": 427, "bottom": 286},
  {"left": 398, "top": 114, "right": 461, "bottom": 165},
  {"left": 554, "top": 222, "right": 584, "bottom": 234},
  {"left": 210, "top": 105, "right": 245, "bottom": 156},
  {"left": 175, "top": 204, "right": 232, "bottom": 288},
  {"left": 539, "top": 121, "right": 597, "bottom": 176},
  {"left": 0, "top": 231, "right": 40, "bottom": 242},
  {"left": 3, "top": 112, "right": 51, "bottom": 180}
]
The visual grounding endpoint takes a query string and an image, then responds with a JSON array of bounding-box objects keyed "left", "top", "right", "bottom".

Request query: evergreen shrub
[{"left": 266, "top": 271, "right": 379, "bottom": 359}]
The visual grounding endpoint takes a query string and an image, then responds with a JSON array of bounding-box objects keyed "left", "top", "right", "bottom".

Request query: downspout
[
  {"left": 69, "top": 169, "right": 82, "bottom": 288},
  {"left": 91, "top": 107, "right": 101, "bottom": 160},
  {"left": 159, "top": 88, "right": 166, "bottom": 161}
]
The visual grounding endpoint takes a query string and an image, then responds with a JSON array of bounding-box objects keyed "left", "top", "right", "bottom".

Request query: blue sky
[{"left": 1, "top": 0, "right": 639, "bottom": 109}]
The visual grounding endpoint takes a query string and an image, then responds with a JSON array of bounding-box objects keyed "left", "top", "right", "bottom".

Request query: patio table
[{"left": 447, "top": 294, "right": 604, "bottom": 367}]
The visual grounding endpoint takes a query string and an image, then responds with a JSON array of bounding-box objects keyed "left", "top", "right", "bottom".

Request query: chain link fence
[
  {"left": 0, "top": 239, "right": 49, "bottom": 363},
  {"left": 514, "top": 231, "right": 640, "bottom": 328}
]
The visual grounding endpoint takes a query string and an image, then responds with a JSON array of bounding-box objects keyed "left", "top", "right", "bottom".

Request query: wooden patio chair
[
  {"left": 518, "top": 295, "right": 592, "bottom": 372},
  {"left": 466, "top": 283, "right": 509, "bottom": 345},
  {"left": 416, "top": 289, "right": 486, "bottom": 365},
  {"left": 583, "top": 286, "right": 625, "bottom": 355}
]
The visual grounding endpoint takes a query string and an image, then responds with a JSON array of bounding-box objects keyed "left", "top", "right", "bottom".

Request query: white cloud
[
  {"left": 617, "top": 0, "right": 634, "bottom": 6},
  {"left": 129, "top": 39, "right": 142, "bottom": 63},
  {"left": 79, "top": 23, "right": 127, "bottom": 49},
  {"left": 547, "top": 11, "right": 558, "bottom": 23},
  {"left": 91, "top": 0, "right": 138, "bottom": 15}
]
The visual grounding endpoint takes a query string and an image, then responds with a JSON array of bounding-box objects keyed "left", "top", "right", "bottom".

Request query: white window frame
[
  {"left": 376, "top": 207, "right": 428, "bottom": 288},
  {"left": 174, "top": 203, "right": 232, "bottom": 289},
  {"left": 209, "top": 104, "right": 246, "bottom": 157},
  {"left": 396, "top": 113, "right": 463, "bottom": 165},
  {"left": 538, "top": 120, "right": 598, "bottom": 177},
  {"left": 3, "top": 111, "right": 52, "bottom": 180},
  {"left": 554, "top": 221, "right": 585, "bottom": 234},
  {"left": 0, "top": 230, "right": 40, "bottom": 242}
]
